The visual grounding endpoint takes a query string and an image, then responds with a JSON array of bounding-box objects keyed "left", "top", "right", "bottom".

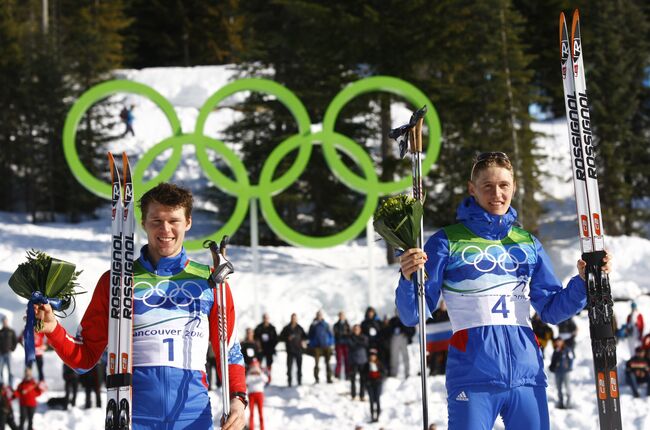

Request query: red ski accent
[
  {"left": 581, "top": 215, "right": 589, "bottom": 237},
  {"left": 449, "top": 329, "right": 469, "bottom": 353},
  {"left": 593, "top": 213, "right": 601, "bottom": 235}
]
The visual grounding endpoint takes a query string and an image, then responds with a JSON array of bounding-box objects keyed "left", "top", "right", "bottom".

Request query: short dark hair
[{"left": 139, "top": 183, "right": 193, "bottom": 221}]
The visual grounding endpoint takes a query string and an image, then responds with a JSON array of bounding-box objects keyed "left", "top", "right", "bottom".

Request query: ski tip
[
  {"left": 571, "top": 9, "right": 581, "bottom": 44},
  {"left": 121, "top": 152, "right": 132, "bottom": 180},
  {"left": 108, "top": 153, "right": 117, "bottom": 181}
]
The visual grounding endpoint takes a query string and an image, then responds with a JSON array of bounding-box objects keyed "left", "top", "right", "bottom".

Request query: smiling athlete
[
  {"left": 35, "top": 183, "right": 247, "bottom": 429},
  {"left": 396, "top": 152, "right": 612, "bottom": 430}
]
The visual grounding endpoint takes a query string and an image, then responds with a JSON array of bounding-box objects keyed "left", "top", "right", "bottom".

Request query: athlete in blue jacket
[{"left": 396, "top": 152, "right": 612, "bottom": 430}]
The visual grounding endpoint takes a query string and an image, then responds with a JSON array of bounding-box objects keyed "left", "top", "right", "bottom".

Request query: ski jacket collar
[
  {"left": 138, "top": 245, "right": 189, "bottom": 276},
  {"left": 456, "top": 197, "right": 517, "bottom": 240}
]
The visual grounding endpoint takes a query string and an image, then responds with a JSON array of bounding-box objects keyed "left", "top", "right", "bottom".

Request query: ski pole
[
  {"left": 390, "top": 106, "right": 429, "bottom": 430},
  {"left": 204, "top": 237, "right": 235, "bottom": 426}
]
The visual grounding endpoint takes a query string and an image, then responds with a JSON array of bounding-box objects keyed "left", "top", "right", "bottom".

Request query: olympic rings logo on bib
[
  {"left": 63, "top": 77, "right": 441, "bottom": 249},
  {"left": 134, "top": 280, "right": 205, "bottom": 308},
  {"left": 461, "top": 244, "right": 528, "bottom": 273}
]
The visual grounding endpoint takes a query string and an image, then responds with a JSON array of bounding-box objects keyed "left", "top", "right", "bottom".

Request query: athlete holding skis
[
  {"left": 34, "top": 183, "right": 247, "bottom": 429},
  {"left": 396, "top": 152, "right": 612, "bottom": 429}
]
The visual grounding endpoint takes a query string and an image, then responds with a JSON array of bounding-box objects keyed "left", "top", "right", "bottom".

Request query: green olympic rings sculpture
[{"left": 63, "top": 76, "right": 441, "bottom": 249}]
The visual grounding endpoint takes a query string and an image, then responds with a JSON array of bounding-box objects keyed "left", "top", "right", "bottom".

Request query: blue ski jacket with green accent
[{"left": 395, "top": 197, "right": 587, "bottom": 392}]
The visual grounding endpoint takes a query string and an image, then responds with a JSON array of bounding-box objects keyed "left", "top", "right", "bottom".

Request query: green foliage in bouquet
[
  {"left": 373, "top": 194, "right": 423, "bottom": 251},
  {"left": 8, "top": 249, "right": 83, "bottom": 315}
]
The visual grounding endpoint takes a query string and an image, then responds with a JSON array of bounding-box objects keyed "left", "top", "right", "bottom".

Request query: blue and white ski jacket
[
  {"left": 47, "top": 246, "right": 246, "bottom": 429},
  {"left": 396, "top": 197, "right": 587, "bottom": 392}
]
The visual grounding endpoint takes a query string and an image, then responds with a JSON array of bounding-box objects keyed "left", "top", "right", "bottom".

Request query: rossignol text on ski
[
  {"left": 106, "top": 152, "right": 135, "bottom": 430},
  {"left": 559, "top": 10, "right": 622, "bottom": 430}
]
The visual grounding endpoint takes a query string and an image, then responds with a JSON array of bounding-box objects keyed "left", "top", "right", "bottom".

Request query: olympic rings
[
  {"left": 133, "top": 280, "right": 205, "bottom": 308},
  {"left": 461, "top": 244, "right": 529, "bottom": 273},
  {"left": 62, "top": 76, "right": 442, "bottom": 249}
]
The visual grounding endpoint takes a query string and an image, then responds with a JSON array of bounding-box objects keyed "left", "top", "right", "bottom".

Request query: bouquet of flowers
[
  {"left": 8, "top": 249, "right": 83, "bottom": 364},
  {"left": 372, "top": 194, "right": 423, "bottom": 252}
]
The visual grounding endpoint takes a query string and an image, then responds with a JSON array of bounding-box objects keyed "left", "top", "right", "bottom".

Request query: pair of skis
[
  {"left": 560, "top": 10, "right": 622, "bottom": 430},
  {"left": 106, "top": 153, "right": 135, "bottom": 430}
]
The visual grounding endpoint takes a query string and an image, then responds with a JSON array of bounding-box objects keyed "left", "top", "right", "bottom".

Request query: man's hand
[
  {"left": 220, "top": 397, "right": 246, "bottom": 430},
  {"left": 577, "top": 252, "right": 613, "bottom": 281},
  {"left": 399, "top": 248, "right": 428, "bottom": 280},
  {"left": 33, "top": 303, "right": 58, "bottom": 334}
]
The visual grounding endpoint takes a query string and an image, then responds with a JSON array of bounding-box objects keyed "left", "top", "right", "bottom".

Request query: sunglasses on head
[
  {"left": 471, "top": 152, "right": 510, "bottom": 179},
  {"left": 475, "top": 152, "right": 509, "bottom": 163}
]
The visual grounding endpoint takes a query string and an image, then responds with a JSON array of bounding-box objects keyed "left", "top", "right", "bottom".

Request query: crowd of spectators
[{"left": 0, "top": 297, "right": 648, "bottom": 427}]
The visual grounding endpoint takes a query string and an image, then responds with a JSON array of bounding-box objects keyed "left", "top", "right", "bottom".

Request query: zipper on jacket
[{"left": 504, "top": 326, "right": 513, "bottom": 387}]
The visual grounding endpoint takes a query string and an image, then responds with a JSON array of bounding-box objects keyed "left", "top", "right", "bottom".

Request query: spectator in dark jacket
[
  {"left": 557, "top": 317, "right": 578, "bottom": 351},
  {"left": 308, "top": 311, "right": 333, "bottom": 384},
  {"left": 333, "top": 312, "right": 351, "bottom": 380},
  {"left": 388, "top": 312, "right": 415, "bottom": 378},
  {"left": 279, "top": 314, "right": 307, "bottom": 387},
  {"left": 361, "top": 307, "right": 382, "bottom": 351},
  {"left": 241, "top": 328, "right": 262, "bottom": 368},
  {"left": 366, "top": 349, "right": 386, "bottom": 423},
  {"left": 348, "top": 324, "right": 369, "bottom": 400},
  {"left": 549, "top": 337, "right": 575, "bottom": 409},
  {"left": 80, "top": 365, "right": 101, "bottom": 409},
  {"left": 625, "top": 347, "right": 650, "bottom": 398},
  {"left": 0, "top": 317, "right": 17, "bottom": 388},
  {"left": 254, "top": 314, "right": 278, "bottom": 382},
  {"left": 63, "top": 364, "right": 78, "bottom": 407}
]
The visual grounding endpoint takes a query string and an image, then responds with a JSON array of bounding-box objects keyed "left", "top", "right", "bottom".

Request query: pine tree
[
  {"left": 422, "top": 0, "right": 540, "bottom": 230},
  {"left": 0, "top": 0, "right": 24, "bottom": 209},
  {"left": 123, "top": 0, "right": 243, "bottom": 67},
  {"left": 226, "top": 0, "right": 373, "bottom": 244}
]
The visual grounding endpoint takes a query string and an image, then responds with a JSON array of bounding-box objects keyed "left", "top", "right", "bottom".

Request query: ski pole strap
[
  {"left": 25, "top": 291, "right": 63, "bottom": 365},
  {"left": 389, "top": 105, "right": 428, "bottom": 158},
  {"left": 203, "top": 239, "right": 235, "bottom": 285},
  {"left": 106, "top": 373, "right": 133, "bottom": 388}
]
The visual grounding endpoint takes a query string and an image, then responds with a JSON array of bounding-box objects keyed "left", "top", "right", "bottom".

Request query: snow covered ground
[{"left": 0, "top": 66, "right": 649, "bottom": 429}]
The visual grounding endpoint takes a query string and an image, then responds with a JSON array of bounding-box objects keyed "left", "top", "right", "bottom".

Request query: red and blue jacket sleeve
[
  {"left": 209, "top": 281, "right": 247, "bottom": 395},
  {"left": 45, "top": 271, "right": 110, "bottom": 373}
]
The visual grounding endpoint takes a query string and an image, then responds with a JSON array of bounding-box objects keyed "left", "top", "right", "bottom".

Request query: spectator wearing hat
[
  {"left": 246, "top": 358, "right": 268, "bottom": 430},
  {"left": 366, "top": 349, "right": 385, "bottom": 423}
]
